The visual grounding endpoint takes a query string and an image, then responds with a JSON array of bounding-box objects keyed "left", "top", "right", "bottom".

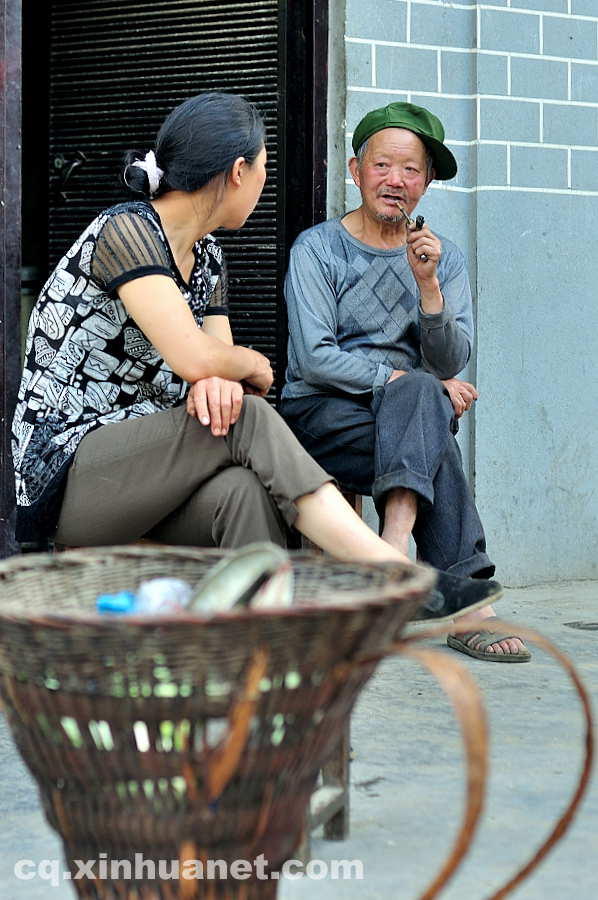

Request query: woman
[{"left": 12, "top": 92, "right": 500, "bottom": 620}]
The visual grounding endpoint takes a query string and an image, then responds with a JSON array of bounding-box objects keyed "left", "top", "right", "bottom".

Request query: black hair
[{"left": 122, "top": 92, "right": 266, "bottom": 198}]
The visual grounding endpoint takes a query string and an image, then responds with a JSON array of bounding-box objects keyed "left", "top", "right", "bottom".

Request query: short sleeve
[
  {"left": 203, "top": 256, "right": 229, "bottom": 316},
  {"left": 91, "top": 211, "right": 174, "bottom": 292}
]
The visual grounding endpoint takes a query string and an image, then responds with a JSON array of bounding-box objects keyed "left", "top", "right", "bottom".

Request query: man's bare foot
[{"left": 456, "top": 605, "right": 526, "bottom": 656}]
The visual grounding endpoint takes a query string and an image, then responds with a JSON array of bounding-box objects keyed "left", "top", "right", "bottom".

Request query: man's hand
[
  {"left": 441, "top": 378, "right": 478, "bottom": 418},
  {"left": 407, "top": 223, "right": 442, "bottom": 281},
  {"left": 186, "top": 377, "right": 245, "bottom": 436}
]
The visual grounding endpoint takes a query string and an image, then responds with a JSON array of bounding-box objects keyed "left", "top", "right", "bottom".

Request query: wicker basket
[{"left": 0, "top": 545, "right": 434, "bottom": 900}]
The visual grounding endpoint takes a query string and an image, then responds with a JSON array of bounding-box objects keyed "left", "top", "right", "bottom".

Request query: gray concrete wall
[{"left": 334, "top": 0, "right": 598, "bottom": 585}]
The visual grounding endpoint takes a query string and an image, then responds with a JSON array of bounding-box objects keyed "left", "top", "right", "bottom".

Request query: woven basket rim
[{"left": 0, "top": 544, "right": 436, "bottom": 628}]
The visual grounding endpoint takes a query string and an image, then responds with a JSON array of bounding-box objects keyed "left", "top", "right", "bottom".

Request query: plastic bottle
[
  {"left": 135, "top": 578, "right": 192, "bottom": 613},
  {"left": 96, "top": 578, "right": 192, "bottom": 616}
]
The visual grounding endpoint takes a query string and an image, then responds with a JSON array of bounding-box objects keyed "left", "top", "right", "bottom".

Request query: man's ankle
[{"left": 381, "top": 530, "right": 410, "bottom": 556}]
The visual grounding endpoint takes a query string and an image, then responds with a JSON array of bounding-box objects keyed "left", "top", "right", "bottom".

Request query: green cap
[{"left": 351, "top": 101, "right": 457, "bottom": 180}]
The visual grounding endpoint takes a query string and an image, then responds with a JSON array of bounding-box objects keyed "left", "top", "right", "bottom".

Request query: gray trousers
[
  {"left": 56, "top": 396, "right": 331, "bottom": 548},
  {"left": 282, "top": 371, "right": 494, "bottom": 579}
]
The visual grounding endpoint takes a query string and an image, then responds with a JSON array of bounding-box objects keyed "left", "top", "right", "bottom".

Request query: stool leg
[
  {"left": 295, "top": 823, "right": 311, "bottom": 865},
  {"left": 341, "top": 490, "right": 362, "bottom": 519},
  {"left": 322, "top": 720, "right": 351, "bottom": 840}
]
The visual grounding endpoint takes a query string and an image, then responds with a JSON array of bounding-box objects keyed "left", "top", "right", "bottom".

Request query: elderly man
[{"left": 281, "top": 102, "right": 528, "bottom": 662}]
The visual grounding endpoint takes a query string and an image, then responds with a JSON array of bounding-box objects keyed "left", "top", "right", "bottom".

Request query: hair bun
[{"left": 121, "top": 150, "right": 151, "bottom": 197}]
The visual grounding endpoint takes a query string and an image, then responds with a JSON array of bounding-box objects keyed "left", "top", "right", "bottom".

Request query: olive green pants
[{"left": 55, "top": 396, "right": 331, "bottom": 548}]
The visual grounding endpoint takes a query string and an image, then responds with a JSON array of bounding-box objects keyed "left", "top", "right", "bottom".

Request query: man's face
[{"left": 349, "top": 128, "right": 432, "bottom": 224}]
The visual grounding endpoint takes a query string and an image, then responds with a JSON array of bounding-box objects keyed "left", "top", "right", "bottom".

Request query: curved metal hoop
[{"left": 353, "top": 619, "right": 594, "bottom": 900}]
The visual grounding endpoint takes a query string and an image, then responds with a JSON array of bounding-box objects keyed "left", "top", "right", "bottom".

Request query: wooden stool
[
  {"left": 343, "top": 490, "right": 363, "bottom": 518},
  {"left": 297, "top": 489, "right": 362, "bottom": 859},
  {"left": 295, "top": 720, "right": 351, "bottom": 862}
]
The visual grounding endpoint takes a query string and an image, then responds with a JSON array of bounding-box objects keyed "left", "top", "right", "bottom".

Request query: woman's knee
[
  {"left": 235, "top": 392, "right": 275, "bottom": 429},
  {"left": 239, "top": 393, "right": 268, "bottom": 413},
  {"left": 235, "top": 392, "right": 303, "bottom": 447}
]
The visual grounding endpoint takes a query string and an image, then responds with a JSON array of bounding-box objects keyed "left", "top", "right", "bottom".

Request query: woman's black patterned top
[{"left": 12, "top": 200, "right": 228, "bottom": 542}]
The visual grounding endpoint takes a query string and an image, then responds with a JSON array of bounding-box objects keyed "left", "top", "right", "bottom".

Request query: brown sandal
[{"left": 447, "top": 616, "right": 531, "bottom": 662}]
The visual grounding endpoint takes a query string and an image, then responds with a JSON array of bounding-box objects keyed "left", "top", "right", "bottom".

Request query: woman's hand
[
  {"left": 243, "top": 350, "right": 274, "bottom": 396},
  {"left": 187, "top": 377, "right": 244, "bottom": 436},
  {"left": 441, "top": 377, "right": 478, "bottom": 418}
]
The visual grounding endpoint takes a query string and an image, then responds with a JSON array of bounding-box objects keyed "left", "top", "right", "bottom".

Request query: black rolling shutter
[{"left": 48, "top": 0, "right": 283, "bottom": 389}]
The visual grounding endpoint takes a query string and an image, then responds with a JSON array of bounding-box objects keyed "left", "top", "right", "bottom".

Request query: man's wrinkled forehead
[{"left": 361, "top": 127, "right": 428, "bottom": 161}]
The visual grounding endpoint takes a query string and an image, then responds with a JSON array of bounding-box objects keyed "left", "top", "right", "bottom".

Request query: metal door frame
[
  {"left": 276, "top": 0, "right": 328, "bottom": 397},
  {"left": 0, "top": 0, "right": 22, "bottom": 558},
  {"left": 0, "top": 0, "right": 329, "bottom": 558}
]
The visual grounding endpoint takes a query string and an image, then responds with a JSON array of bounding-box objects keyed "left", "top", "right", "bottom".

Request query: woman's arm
[
  {"left": 117, "top": 274, "right": 272, "bottom": 391},
  {"left": 202, "top": 314, "right": 234, "bottom": 345},
  {"left": 188, "top": 315, "right": 244, "bottom": 436}
]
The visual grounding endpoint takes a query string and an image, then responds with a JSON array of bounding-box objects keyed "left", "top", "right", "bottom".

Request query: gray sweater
[{"left": 282, "top": 217, "right": 474, "bottom": 400}]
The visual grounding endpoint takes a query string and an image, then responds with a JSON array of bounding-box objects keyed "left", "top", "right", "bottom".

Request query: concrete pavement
[{"left": 1, "top": 580, "right": 597, "bottom": 899}]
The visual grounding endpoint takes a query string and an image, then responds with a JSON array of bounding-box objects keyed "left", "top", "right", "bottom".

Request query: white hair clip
[{"left": 132, "top": 150, "right": 164, "bottom": 196}]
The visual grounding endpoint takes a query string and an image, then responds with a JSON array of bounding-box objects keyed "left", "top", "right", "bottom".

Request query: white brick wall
[{"left": 345, "top": 0, "right": 598, "bottom": 197}]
